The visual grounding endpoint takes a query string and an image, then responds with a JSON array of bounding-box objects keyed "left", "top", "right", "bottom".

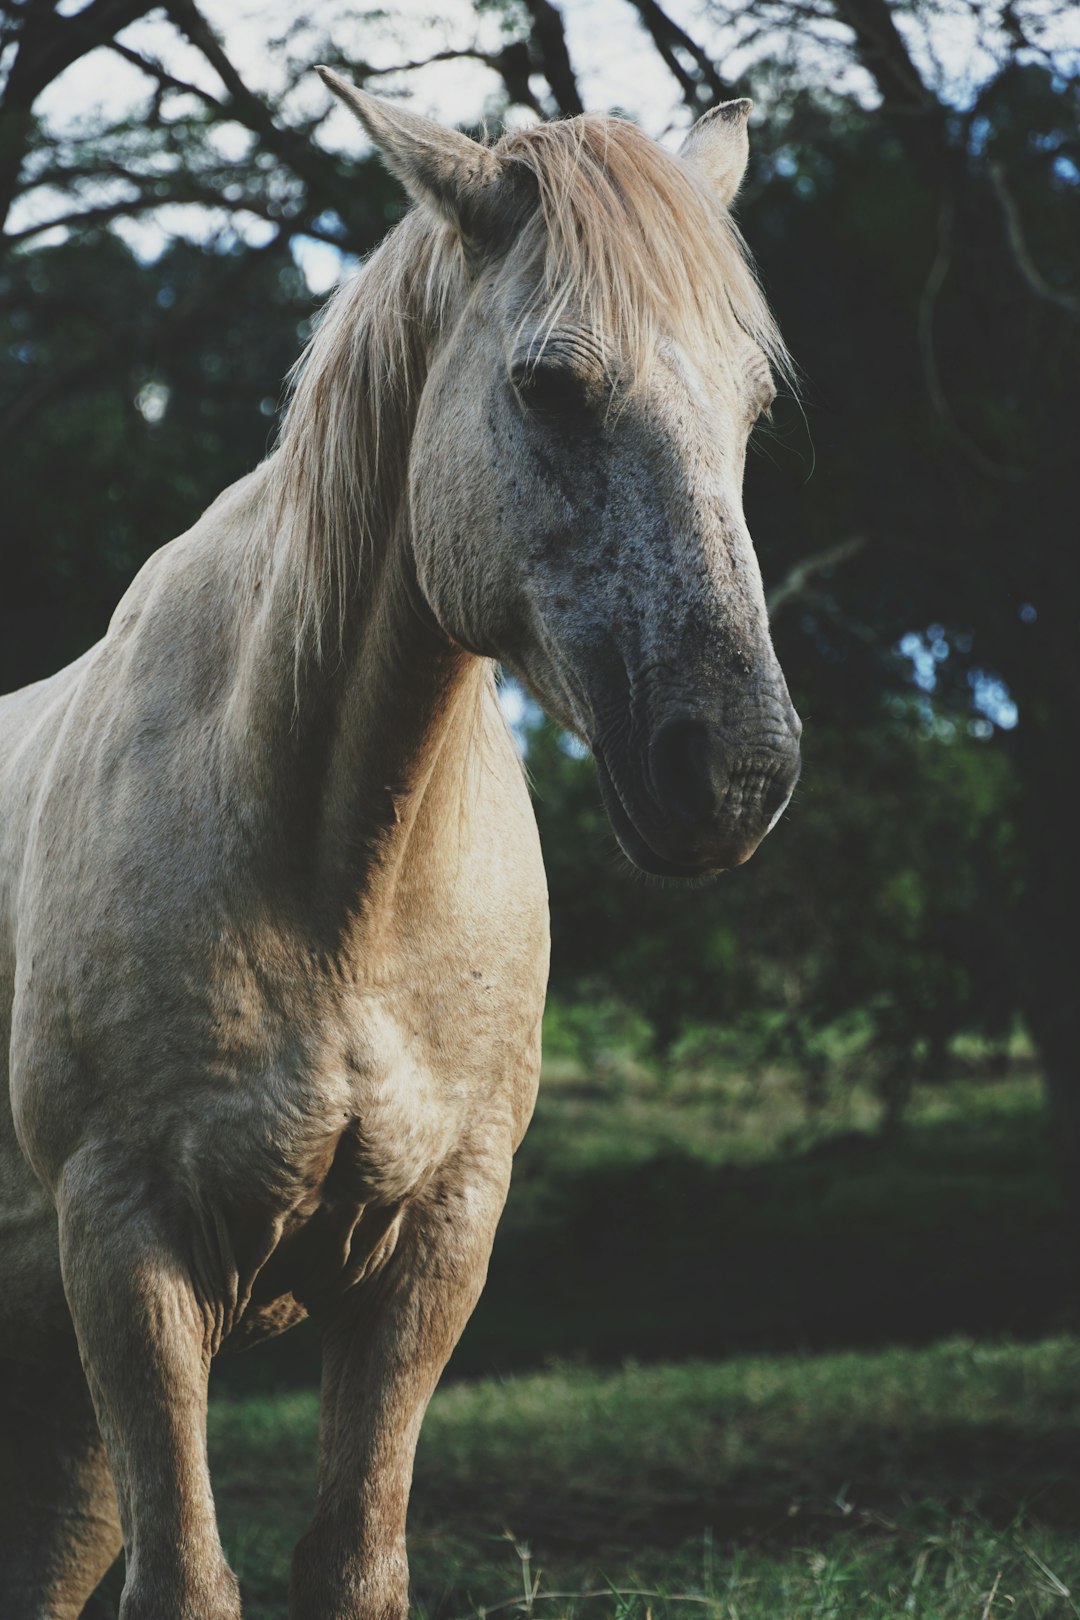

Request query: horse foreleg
[
  {"left": 0, "top": 1346, "right": 122, "bottom": 1620},
  {"left": 56, "top": 1155, "right": 241, "bottom": 1620},
  {"left": 289, "top": 1145, "right": 512, "bottom": 1620}
]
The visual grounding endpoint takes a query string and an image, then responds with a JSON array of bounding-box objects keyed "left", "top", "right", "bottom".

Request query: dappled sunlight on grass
[{"left": 527, "top": 1056, "right": 1045, "bottom": 1183}]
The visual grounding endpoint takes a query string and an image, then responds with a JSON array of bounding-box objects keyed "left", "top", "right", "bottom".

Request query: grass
[
  {"left": 461, "top": 1065, "right": 1069, "bottom": 1372},
  {"left": 85, "top": 1063, "right": 1079, "bottom": 1616},
  {"left": 515, "top": 1055, "right": 1047, "bottom": 1190},
  {"left": 505, "top": 1064, "right": 1058, "bottom": 1243},
  {"left": 91, "top": 1336, "right": 1080, "bottom": 1617}
]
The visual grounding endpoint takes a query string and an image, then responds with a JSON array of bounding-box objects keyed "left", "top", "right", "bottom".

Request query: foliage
[
  {"left": 531, "top": 700, "right": 1022, "bottom": 1112},
  {"left": 734, "top": 56, "right": 1079, "bottom": 1145},
  {"left": 0, "top": 230, "right": 321, "bottom": 684}
]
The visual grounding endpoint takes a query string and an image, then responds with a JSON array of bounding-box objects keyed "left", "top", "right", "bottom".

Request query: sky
[
  {"left": 42, "top": 0, "right": 736, "bottom": 139},
  {"left": 17, "top": 0, "right": 1079, "bottom": 291},
  {"left": 22, "top": 0, "right": 716, "bottom": 284}
]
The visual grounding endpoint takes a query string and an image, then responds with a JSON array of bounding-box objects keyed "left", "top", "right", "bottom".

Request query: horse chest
[
  {"left": 226, "top": 986, "right": 535, "bottom": 1339},
  {"left": 233, "top": 968, "right": 536, "bottom": 1221}
]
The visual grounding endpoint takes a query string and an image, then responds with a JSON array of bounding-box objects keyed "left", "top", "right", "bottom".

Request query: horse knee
[{"left": 289, "top": 1519, "right": 409, "bottom": 1620}]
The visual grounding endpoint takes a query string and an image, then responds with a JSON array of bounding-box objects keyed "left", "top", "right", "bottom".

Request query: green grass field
[
  {"left": 90, "top": 1336, "right": 1080, "bottom": 1618},
  {"left": 88, "top": 1064, "right": 1079, "bottom": 1617}
]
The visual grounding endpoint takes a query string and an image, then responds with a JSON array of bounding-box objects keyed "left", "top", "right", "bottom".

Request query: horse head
[{"left": 318, "top": 72, "right": 802, "bottom": 877}]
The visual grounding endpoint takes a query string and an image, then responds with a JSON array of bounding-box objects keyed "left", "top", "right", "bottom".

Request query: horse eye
[{"left": 512, "top": 362, "right": 591, "bottom": 425}]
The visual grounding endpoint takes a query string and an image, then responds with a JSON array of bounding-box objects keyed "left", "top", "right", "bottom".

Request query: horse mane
[
  {"left": 498, "top": 115, "right": 788, "bottom": 384},
  {"left": 268, "top": 114, "right": 789, "bottom": 660}
]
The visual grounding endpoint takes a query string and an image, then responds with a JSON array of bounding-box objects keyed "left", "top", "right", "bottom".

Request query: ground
[
  {"left": 85, "top": 1057, "right": 1080, "bottom": 1617},
  {"left": 91, "top": 1337, "right": 1080, "bottom": 1618}
]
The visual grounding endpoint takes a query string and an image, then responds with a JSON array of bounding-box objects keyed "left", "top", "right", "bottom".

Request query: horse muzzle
[{"left": 594, "top": 705, "right": 802, "bottom": 878}]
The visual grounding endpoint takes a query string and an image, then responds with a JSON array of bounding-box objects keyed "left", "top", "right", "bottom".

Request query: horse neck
[
  {"left": 225, "top": 226, "right": 502, "bottom": 931},
  {"left": 229, "top": 500, "right": 490, "bottom": 932},
  {"left": 226, "top": 444, "right": 489, "bottom": 942}
]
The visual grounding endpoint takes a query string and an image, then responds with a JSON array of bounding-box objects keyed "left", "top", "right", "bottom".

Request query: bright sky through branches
[{"left": 14, "top": 0, "right": 1079, "bottom": 291}]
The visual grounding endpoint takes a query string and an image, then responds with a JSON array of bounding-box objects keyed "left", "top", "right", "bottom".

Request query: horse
[{"left": 0, "top": 71, "right": 802, "bottom": 1620}]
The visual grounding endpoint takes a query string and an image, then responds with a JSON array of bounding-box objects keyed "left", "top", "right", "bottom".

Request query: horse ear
[
  {"left": 679, "top": 99, "right": 753, "bottom": 205},
  {"left": 316, "top": 68, "right": 515, "bottom": 247}
]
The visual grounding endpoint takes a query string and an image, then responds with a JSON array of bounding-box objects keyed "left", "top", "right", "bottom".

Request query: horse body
[
  {"left": 1, "top": 457, "right": 546, "bottom": 1614},
  {"left": 0, "top": 78, "right": 800, "bottom": 1620},
  {"left": 1, "top": 457, "right": 546, "bottom": 1325}
]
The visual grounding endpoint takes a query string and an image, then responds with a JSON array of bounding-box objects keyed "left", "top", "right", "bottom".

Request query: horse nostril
[{"left": 650, "top": 720, "right": 716, "bottom": 825}]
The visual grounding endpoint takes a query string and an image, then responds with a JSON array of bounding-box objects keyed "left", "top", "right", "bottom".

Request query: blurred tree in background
[{"left": 1, "top": 0, "right": 1077, "bottom": 1228}]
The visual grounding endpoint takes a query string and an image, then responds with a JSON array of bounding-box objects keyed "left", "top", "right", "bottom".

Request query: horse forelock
[
  {"left": 496, "top": 115, "right": 790, "bottom": 389},
  {"left": 266, "top": 113, "right": 789, "bottom": 665}
]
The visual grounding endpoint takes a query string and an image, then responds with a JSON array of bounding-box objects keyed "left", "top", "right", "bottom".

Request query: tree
[{"left": 729, "top": 3, "right": 1080, "bottom": 1231}]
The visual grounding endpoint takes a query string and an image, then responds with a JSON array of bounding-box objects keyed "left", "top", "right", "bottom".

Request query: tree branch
[
  {"left": 767, "top": 535, "right": 865, "bottom": 618},
  {"left": 161, "top": 0, "right": 367, "bottom": 243},
  {"left": 0, "top": 0, "right": 160, "bottom": 233},
  {"left": 106, "top": 37, "right": 225, "bottom": 114},
  {"left": 622, "top": 0, "right": 735, "bottom": 112},
  {"left": 329, "top": 43, "right": 545, "bottom": 116},
  {"left": 989, "top": 159, "right": 1079, "bottom": 316},
  {"left": 917, "top": 192, "right": 1025, "bottom": 482},
  {"left": 827, "top": 0, "right": 947, "bottom": 184},
  {"left": 520, "top": 0, "right": 583, "bottom": 117}
]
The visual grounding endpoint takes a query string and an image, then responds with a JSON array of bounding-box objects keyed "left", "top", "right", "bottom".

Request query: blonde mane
[
  {"left": 269, "top": 114, "right": 789, "bottom": 658},
  {"left": 498, "top": 115, "right": 788, "bottom": 381}
]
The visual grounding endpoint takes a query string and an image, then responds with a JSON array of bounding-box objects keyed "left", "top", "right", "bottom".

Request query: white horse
[{"left": 0, "top": 74, "right": 801, "bottom": 1619}]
